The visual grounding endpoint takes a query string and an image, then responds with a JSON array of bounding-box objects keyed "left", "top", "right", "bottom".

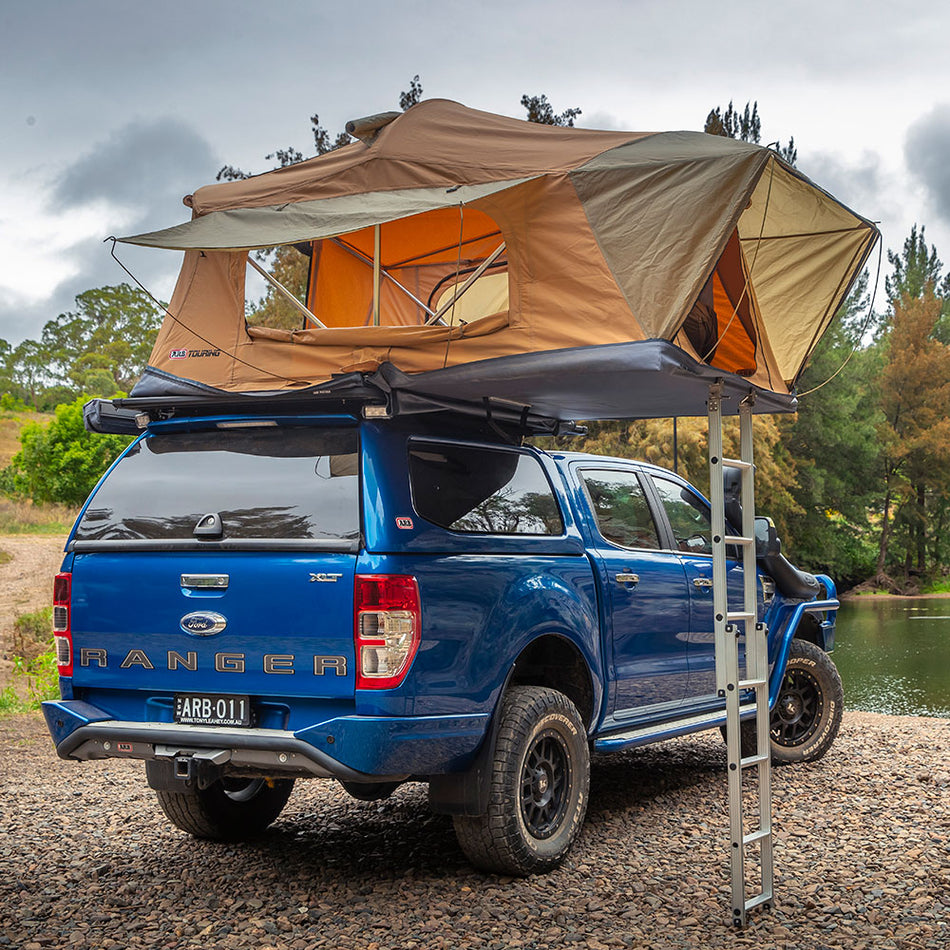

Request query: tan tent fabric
[{"left": 122, "top": 99, "right": 878, "bottom": 403}]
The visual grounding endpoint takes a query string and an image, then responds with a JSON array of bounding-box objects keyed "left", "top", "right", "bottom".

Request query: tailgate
[
  {"left": 65, "top": 421, "right": 363, "bottom": 706},
  {"left": 69, "top": 551, "right": 357, "bottom": 698}
]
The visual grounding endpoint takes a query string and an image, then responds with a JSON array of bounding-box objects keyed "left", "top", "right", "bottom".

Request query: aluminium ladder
[{"left": 707, "top": 383, "right": 773, "bottom": 927}]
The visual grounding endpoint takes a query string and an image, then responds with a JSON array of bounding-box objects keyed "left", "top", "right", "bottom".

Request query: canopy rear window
[{"left": 74, "top": 426, "right": 359, "bottom": 548}]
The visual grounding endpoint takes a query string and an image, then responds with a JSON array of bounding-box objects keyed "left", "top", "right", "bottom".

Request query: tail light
[
  {"left": 53, "top": 572, "right": 73, "bottom": 677},
  {"left": 354, "top": 575, "right": 420, "bottom": 689}
]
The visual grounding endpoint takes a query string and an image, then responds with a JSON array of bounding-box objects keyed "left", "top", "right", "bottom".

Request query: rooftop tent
[{"left": 119, "top": 99, "right": 878, "bottom": 420}]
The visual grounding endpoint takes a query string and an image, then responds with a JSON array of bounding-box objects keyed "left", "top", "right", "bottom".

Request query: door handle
[
  {"left": 615, "top": 572, "right": 640, "bottom": 587},
  {"left": 693, "top": 577, "right": 714, "bottom": 589}
]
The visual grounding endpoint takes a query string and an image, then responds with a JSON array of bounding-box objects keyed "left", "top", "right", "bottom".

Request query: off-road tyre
[
  {"left": 727, "top": 639, "right": 843, "bottom": 764},
  {"left": 453, "top": 686, "right": 590, "bottom": 876},
  {"left": 154, "top": 777, "right": 295, "bottom": 841}
]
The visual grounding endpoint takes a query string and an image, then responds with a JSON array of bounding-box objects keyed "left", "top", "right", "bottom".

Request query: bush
[{"left": 2, "top": 397, "right": 131, "bottom": 506}]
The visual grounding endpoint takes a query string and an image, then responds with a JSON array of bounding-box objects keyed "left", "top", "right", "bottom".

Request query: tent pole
[
  {"left": 373, "top": 224, "right": 381, "bottom": 327},
  {"left": 330, "top": 239, "right": 436, "bottom": 319},
  {"left": 246, "top": 255, "right": 326, "bottom": 329}
]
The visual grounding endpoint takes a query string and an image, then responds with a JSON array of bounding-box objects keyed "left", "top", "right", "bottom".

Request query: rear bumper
[{"left": 42, "top": 699, "right": 489, "bottom": 782}]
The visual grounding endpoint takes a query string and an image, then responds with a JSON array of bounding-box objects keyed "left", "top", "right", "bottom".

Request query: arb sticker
[
  {"left": 395, "top": 517, "right": 414, "bottom": 530},
  {"left": 169, "top": 348, "right": 221, "bottom": 360}
]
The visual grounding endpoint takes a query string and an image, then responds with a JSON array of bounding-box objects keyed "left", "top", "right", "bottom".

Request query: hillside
[{"left": 0, "top": 407, "right": 52, "bottom": 468}]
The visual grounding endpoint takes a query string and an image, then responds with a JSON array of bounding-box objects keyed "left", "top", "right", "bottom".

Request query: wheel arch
[
  {"left": 508, "top": 632, "right": 596, "bottom": 731},
  {"left": 428, "top": 631, "right": 596, "bottom": 817}
]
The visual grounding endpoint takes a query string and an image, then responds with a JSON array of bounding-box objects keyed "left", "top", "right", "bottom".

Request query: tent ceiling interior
[{"left": 116, "top": 99, "right": 879, "bottom": 422}]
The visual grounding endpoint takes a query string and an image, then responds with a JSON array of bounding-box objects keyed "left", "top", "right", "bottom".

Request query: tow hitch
[{"left": 145, "top": 748, "right": 230, "bottom": 792}]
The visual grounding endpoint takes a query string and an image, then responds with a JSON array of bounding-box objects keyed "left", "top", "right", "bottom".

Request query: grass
[{"left": 0, "top": 497, "right": 76, "bottom": 534}]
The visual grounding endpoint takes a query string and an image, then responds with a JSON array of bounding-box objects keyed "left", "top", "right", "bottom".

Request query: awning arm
[
  {"left": 246, "top": 255, "right": 327, "bottom": 329},
  {"left": 425, "top": 241, "right": 507, "bottom": 326}
]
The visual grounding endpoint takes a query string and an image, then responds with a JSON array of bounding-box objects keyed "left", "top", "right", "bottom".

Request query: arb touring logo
[{"left": 170, "top": 348, "right": 221, "bottom": 359}]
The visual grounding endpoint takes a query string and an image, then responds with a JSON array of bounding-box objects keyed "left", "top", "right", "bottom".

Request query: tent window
[
  {"left": 432, "top": 271, "right": 509, "bottom": 327},
  {"left": 306, "top": 207, "right": 508, "bottom": 329},
  {"left": 244, "top": 245, "right": 313, "bottom": 331},
  {"left": 682, "top": 229, "right": 759, "bottom": 377}
]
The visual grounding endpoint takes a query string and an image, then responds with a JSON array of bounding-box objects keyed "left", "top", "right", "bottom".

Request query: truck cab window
[
  {"left": 651, "top": 476, "right": 714, "bottom": 554},
  {"left": 580, "top": 470, "right": 660, "bottom": 550}
]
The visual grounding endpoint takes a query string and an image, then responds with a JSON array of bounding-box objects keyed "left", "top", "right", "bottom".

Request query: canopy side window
[{"left": 409, "top": 442, "right": 563, "bottom": 536}]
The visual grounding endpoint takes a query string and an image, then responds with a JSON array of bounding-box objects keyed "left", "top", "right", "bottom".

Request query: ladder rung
[
  {"left": 724, "top": 535, "right": 754, "bottom": 546},
  {"left": 745, "top": 891, "right": 773, "bottom": 913},
  {"left": 722, "top": 458, "right": 753, "bottom": 471},
  {"left": 738, "top": 677, "right": 768, "bottom": 689},
  {"left": 743, "top": 829, "right": 772, "bottom": 846},
  {"left": 727, "top": 612, "right": 757, "bottom": 624},
  {"left": 740, "top": 753, "right": 770, "bottom": 768}
]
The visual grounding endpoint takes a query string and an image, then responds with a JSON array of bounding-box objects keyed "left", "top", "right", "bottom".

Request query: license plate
[{"left": 174, "top": 693, "right": 251, "bottom": 727}]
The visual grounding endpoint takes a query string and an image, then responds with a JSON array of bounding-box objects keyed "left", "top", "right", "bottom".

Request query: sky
[{"left": 2, "top": 0, "right": 950, "bottom": 346}]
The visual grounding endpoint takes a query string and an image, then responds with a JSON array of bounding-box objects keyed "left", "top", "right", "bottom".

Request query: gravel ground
[{"left": 2, "top": 710, "right": 947, "bottom": 950}]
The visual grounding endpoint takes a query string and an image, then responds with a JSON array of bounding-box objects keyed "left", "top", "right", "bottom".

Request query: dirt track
[
  {"left": 3, "top": 710, "right": 947, "bottom": 950},
  {"left": 0, "top": 535, "right": 65, "bottom": 686}
]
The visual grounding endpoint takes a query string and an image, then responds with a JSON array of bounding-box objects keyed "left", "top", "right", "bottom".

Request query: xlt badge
[{"left": 180, "top": 611, "right": 227, "bottom": 636}]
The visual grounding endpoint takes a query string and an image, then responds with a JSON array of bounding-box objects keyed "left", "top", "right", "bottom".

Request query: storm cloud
[
  {"left": 0, "top": 118, "right": 219, "bottom": 344},
  {"left": 906, "top": 105, "right": 950, "bottom": 226},
  {"left": 53, "top": 117, "right": 219, "bottom": 227}
]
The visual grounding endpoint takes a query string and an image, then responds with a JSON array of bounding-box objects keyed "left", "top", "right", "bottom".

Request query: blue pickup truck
[{"left": 43, "top": 406, "right": 842, "bottom": 875}]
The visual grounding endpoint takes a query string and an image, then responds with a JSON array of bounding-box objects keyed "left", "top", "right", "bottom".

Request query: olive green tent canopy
[{"left": 119, "top": 99, "right": 878, "bottom": 418}]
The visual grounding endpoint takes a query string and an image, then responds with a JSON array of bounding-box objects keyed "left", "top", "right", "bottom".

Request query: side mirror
[
  {"left": 754, "top": 516, "right": 781, "bottom": 558},
  {"left": 723, "top": 466, "right": 743, "bottom": 528}
]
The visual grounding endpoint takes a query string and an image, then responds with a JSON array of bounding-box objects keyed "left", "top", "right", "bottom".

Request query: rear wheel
[
  {"left": 453, "top": 686, "right": 590, "bottom": 876},
  {"left": 154, "top": 776, "right": 295, "bottom": 841}
]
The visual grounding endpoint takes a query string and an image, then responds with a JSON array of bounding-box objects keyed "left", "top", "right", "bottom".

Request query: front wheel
[
  {"left": 154, "top": 776, "right": 295, "bottom": 841},
  {"left": 728, "top": 639, "right": 844, "bottom": 764},
  {"left": 453, "top": 686, "right": 590, "bottom": 876},
  {"left": 768, "top": 639, "right": 843, "bottom": 763}
]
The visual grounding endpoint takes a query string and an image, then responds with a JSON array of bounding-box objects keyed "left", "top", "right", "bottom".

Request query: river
[{"left": 833, "top": 597, "right": 950, "bottom": 718}]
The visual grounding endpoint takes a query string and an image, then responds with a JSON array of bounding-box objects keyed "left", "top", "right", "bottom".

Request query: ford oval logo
[{"left": 180, "top": 611, "right": 227, "bottom": 636}]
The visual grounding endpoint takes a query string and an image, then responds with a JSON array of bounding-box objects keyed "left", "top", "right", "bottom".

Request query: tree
[
  {"left": 520, "top": 94, "right": 581, "bottom": 127},
  {"left": 3, "top": 396, "right": 132, "bottom": 505},
  {"left": 884, "top": 224, "right": 950, "bottom": 340},
  {"left": 7, "top": 339, "right": 50, "bottom": 406},
  {"left": 39, "top": 284, "right": 164, "bottom": 395},
  {"left": 781, "top": 276, "right": 883, "bottom": 584},
  {"left": 399, "top": 75, "right": 423, "bottom": 111},
  {"left": 875, "top": 289, "right": 950, "bottom": 579},
  {"left": 704, "top": 99, "right": 797, "bottom": 165}
]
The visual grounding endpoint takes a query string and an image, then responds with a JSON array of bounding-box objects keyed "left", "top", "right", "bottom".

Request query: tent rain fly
[{"left": 117, "top": 99, "right": 878, "bottom": 422}]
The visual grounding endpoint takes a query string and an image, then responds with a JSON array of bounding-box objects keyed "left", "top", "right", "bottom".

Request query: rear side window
[
  {"left": 75, "top": 426, "right": 359, "bottom": 543},
  {"left": 409, "top": 442, "right": 563, "bottom": 536}
]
